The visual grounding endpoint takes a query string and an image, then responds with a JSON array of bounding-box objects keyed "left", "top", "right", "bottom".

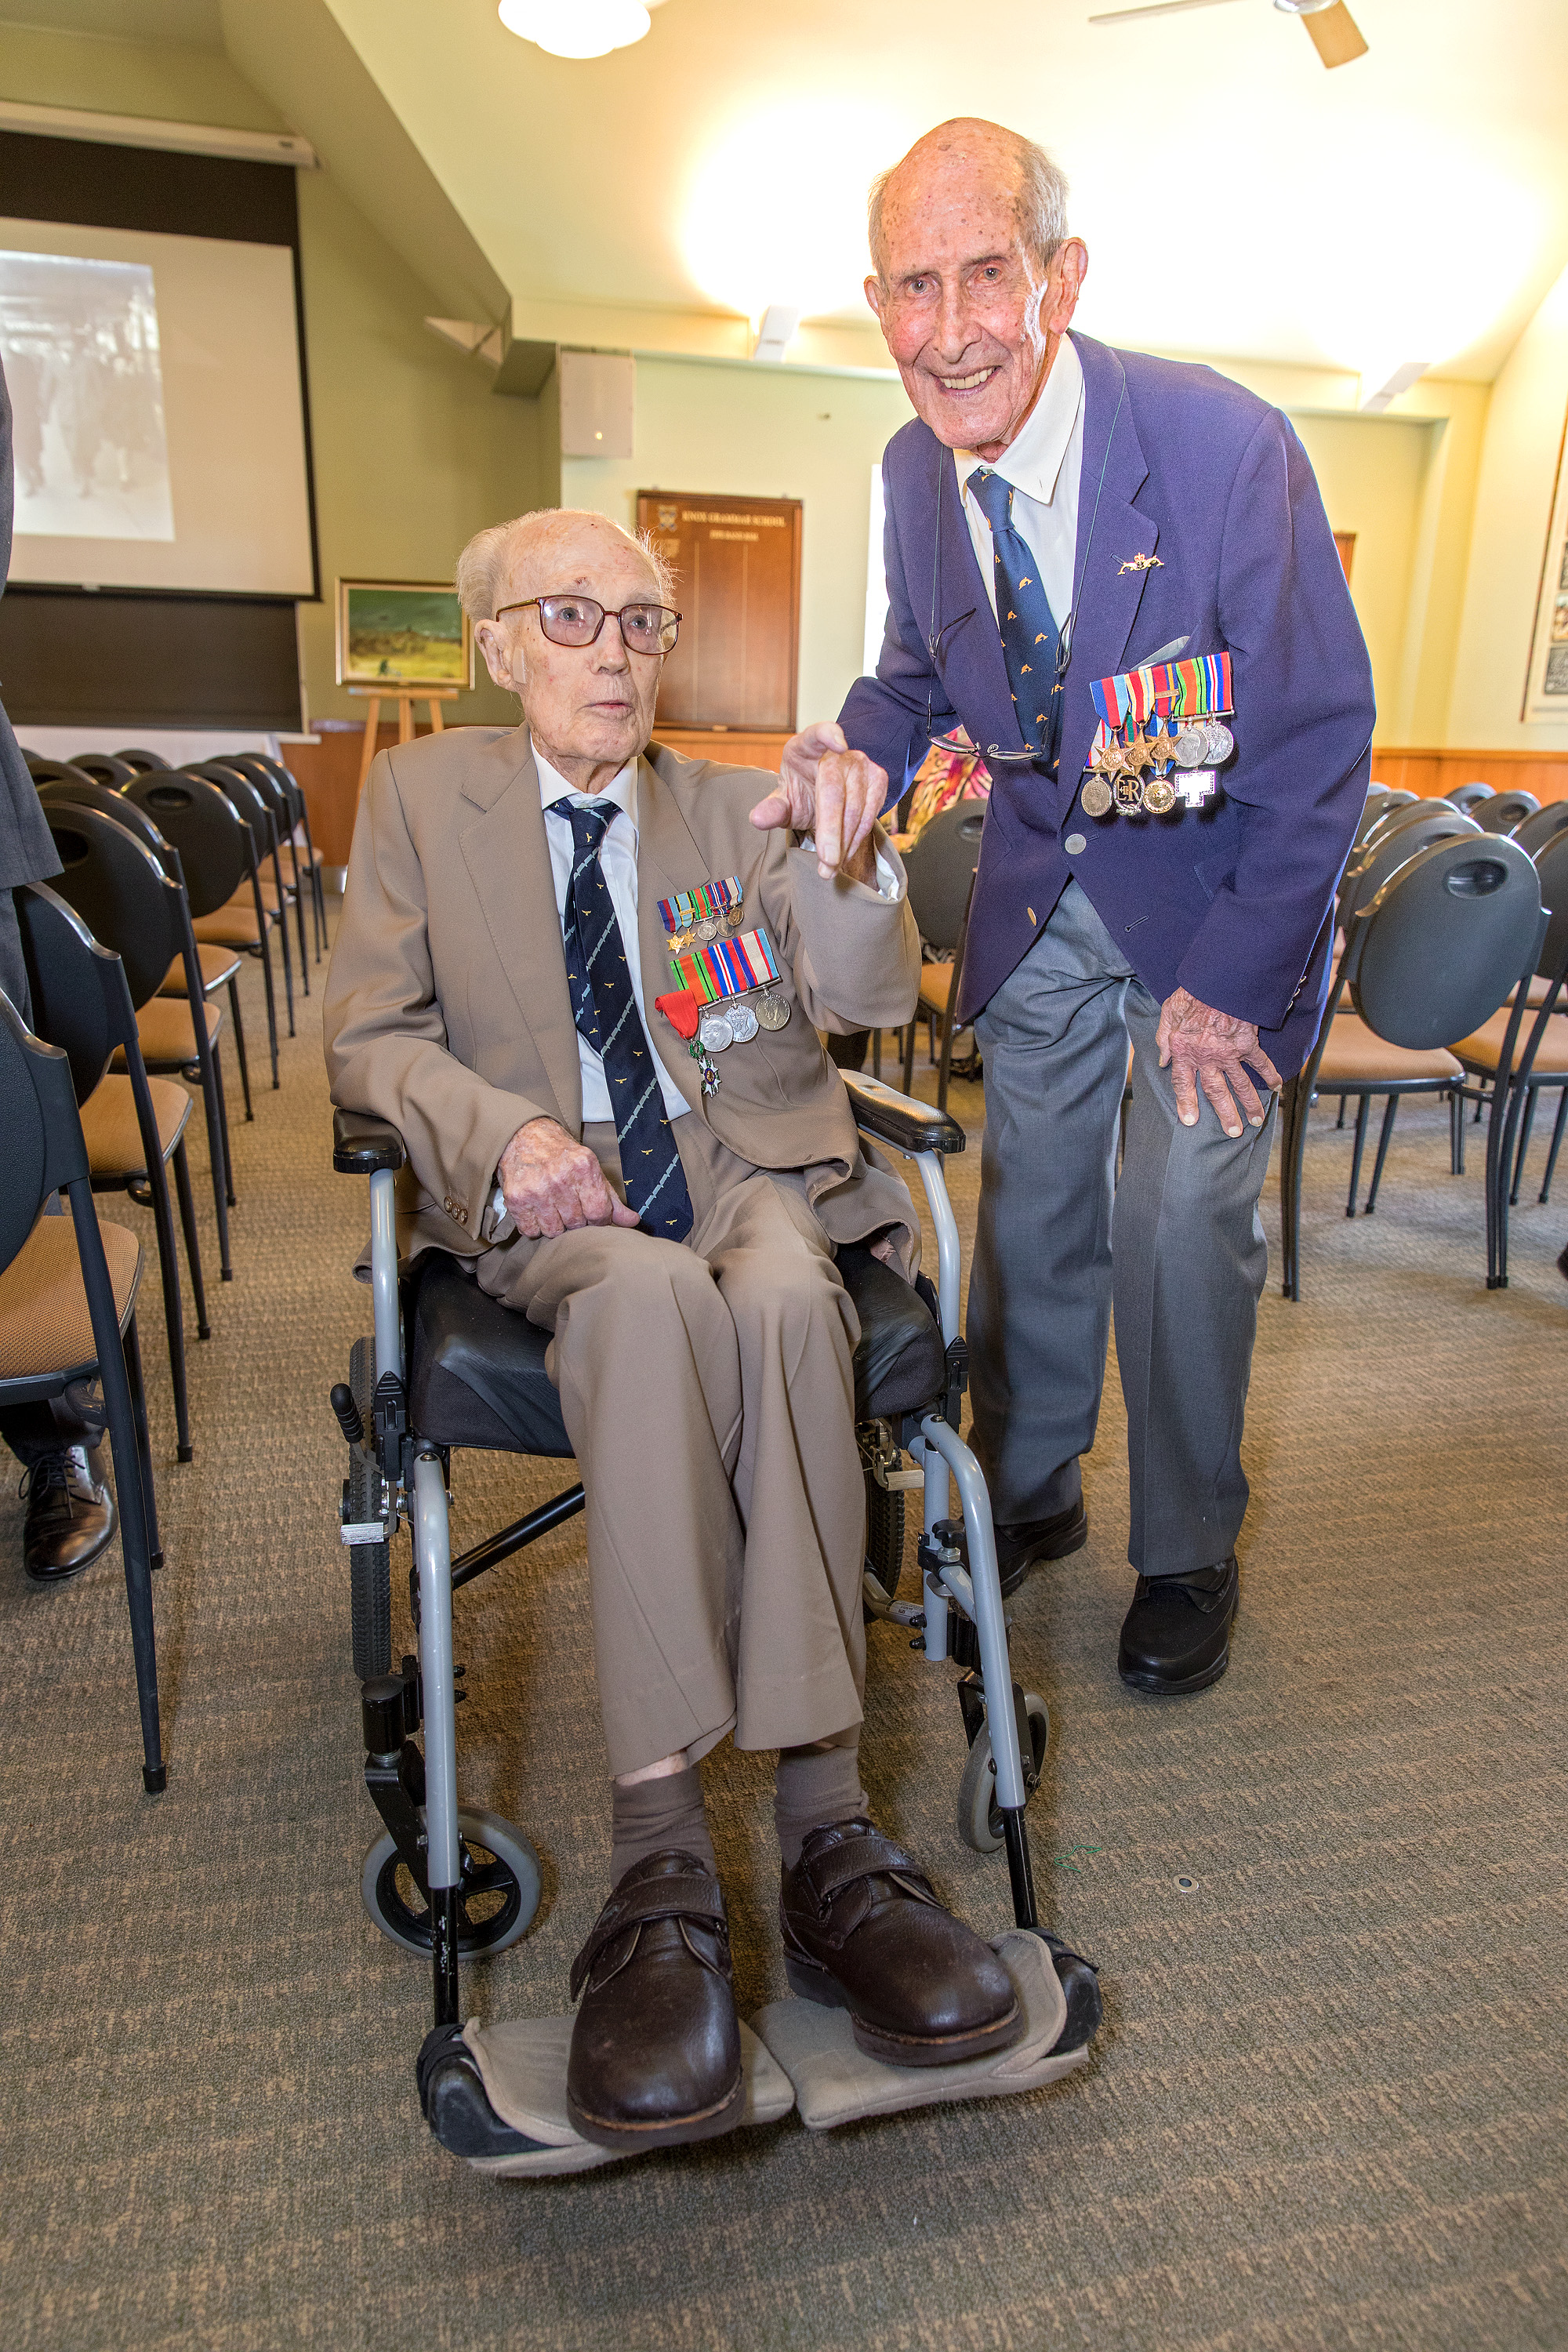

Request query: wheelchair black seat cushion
[{"left": 407, "top": 1243, "right": 946, "bottom": 1457}]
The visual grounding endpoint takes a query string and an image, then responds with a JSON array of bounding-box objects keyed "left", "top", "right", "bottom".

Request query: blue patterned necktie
[
  {"left": 558, "top": 797, "right": 694, "bottom": 1243},
  {"left": 969, "top": 466, "right": 1062, "bottom": 771}
]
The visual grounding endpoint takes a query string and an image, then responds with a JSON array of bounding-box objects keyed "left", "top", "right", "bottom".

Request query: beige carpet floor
[{"left": 1, "top": 941, "right": 1565, "bottom": 2352}]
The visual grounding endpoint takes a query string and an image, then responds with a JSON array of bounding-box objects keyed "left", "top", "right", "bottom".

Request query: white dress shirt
[
  {"left": 536, "top": 750, "right": 692, "bottom": 1126},
  {"left": 955, "top": 332, "right": 1086, "bottom": 634}
]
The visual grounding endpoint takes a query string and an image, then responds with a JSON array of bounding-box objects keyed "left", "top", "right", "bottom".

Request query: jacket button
[{"left": 1064, "top": 833, "right": 1087, "bottom": 855}]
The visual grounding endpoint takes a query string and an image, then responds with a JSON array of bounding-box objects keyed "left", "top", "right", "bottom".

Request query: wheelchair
[{"left": 328, "top": 1072, "right": 1087, "bottom": 2153}]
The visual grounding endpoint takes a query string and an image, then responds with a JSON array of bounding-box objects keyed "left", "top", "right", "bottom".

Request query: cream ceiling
[
  {"left": 313, "top": 0, "right": 1568, "bottom": 385},
  {"left": 2, "top": 0, "right": 1566, "bottom": 386}
]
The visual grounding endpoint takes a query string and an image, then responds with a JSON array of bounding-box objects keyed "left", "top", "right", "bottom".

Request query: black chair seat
[{"left": 408, "top": 1244, "right": 946, "bottom": 1457}]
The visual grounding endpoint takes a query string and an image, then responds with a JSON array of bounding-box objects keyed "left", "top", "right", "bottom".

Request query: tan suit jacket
[{"left": 324, "top": 724, "right": 924, "bottom": 1271}]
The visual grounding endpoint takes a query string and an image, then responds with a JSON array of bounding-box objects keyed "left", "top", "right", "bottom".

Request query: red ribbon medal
[{"left": 655, "top": 989, "right": 700, "bottom": 1041}]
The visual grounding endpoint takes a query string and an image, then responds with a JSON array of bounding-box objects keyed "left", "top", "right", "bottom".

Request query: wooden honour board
[{"left": 637, "top": 491, "right": 802, "bottom": 732}]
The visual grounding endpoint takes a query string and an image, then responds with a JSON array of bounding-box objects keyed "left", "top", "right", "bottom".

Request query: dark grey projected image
[{"left": 0, "top": 250, "right": 173, "bottom": 541}]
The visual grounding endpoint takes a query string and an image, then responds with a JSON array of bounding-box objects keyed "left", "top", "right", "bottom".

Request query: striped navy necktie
[
  {"left": 558, "top": 797, "right": 694, "bottom": 1243},
  {"left": 970, "top": 466, "right": 1062, "bottom": 769}
]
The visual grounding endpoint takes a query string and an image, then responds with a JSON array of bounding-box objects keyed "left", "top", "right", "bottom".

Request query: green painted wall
[
  {"left": 0, "top": 16, "right": 544, "bottom": 727},
  {"left": 561, "top": 355, "right": 913, "bottom": 729}
]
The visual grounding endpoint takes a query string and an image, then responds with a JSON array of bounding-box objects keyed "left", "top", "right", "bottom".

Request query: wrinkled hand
[
  {"left": 1156, "top": 989, "right": 1282, "bottom": 1138},
  {"left": 753, "top": 720, "right": 888, "bottom": 886},
  {"left": 499, "top": 1116, "right": 641, "bottom": 1239}
]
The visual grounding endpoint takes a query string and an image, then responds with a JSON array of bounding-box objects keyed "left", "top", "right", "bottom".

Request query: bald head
[
  {"left": 863, "top": 118, "right": 1086, "bottom": 462},
  {"left": 869, "top": 119, "right": 1069, "bottom": 289},
  {"left": 456, "top": 506, "right": 671, "bottom": 627}
]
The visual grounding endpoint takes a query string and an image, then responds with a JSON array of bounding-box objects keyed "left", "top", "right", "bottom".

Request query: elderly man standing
[
  {"left": 325, "top": 507, "right": 1033, "bottom": 2155},
  {"left": 779, "top": 120, "right": 1374, "bottom": 1697}
]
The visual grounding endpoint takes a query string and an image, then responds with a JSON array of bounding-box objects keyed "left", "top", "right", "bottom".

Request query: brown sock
[
  {"left": 608, "top": 1763, "right": 715, "bottom": 1885},
  {"left": 774, "top": 1742, "right": 869, "bottom": 1868}
]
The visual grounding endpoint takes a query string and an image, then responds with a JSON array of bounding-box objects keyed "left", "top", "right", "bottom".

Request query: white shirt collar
[
  {"left": 955, "top": 332, "right": 1085, "bottom": 508},
  {"left": 535, "top": 744, "right": 639, "bottom": 823}
]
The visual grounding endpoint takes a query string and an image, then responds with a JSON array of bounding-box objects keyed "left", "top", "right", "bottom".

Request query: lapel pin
[{"left": 1119, "top": 552, "right": 1163, "bottom": 575}]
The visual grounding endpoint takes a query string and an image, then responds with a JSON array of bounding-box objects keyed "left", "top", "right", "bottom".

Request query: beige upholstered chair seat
[
  {"left": 80, "top": 1073, "right": 191, "bottom": 1178},
  {"left": 193, "top": 904, "right": 266, "bottom": 949},
  {"left": 111, "top": 995, "right": 222, "bottom": 1072},
  {"left": 915, "top": 963, "right": 954, "bottom": 1015},
  {"left": 1453, "top": 1009, "right": 1568, "bottom": 1077},
  {"left": 159, "top": 943, "right": 241, "bottom": 997},
  {"left": 1316, "top": 1013, "right": 1461, "bottom": 1086},
  {"left": 0, "top": 1214, "right": 140, "bottom": 1381}
]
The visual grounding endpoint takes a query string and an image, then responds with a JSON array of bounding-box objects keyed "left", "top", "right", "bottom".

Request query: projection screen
[{"left": 0, "top": 214, "right": 314, "bottom": 596}]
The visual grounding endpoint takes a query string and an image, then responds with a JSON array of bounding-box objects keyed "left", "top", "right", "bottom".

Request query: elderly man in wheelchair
[{"left": 324, "top": 506, "right": 1098, "bottom": 2165}]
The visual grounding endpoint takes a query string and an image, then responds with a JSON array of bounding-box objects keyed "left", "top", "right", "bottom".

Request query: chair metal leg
[
  {"left": 1346, "top": 1093, "right": 1372, "bottom": 1216},
  {"left": 141, "top": 1145, "right": 193, "bottom": 1463},
  {"left": 292, "top": 864, "right": 310, "bottom": 996},
  {"left": 1538, "top": 1086, "right": 1568, "bottom": 1204},
  {"left": 935, "top": 1008, "right": 956, "bottom": 1115},
  {"left": 1336, "top": 1094, "right": 1348, "bottom": 1128},
  {"left": 116, "top": 1312, "right": 165, "bottom": 1788},
  {"left": 191, "top": 1004, "right": 233, "bottom": 1272},
  {"left": 871, "top": 1027, "right": 882, "bottom": 1081},
  {"left": 1450, "top": 1086, "right": 1463, "bottom": 1174},
  {"left": 901, "top": 1011, "right": 918, "bottom": 1097},
  {"left": 1364, "top": 1094, "right": 1399, "bottom": 1214},
  {"left": 414, "top": 1450, "right": 463, "bottom": 2029},
  {"left": 255, "top": 931, "right": 280, "bottom": 1089},
  {"left": 1281, "top": 1071, "right": 1312, "bottom": 1300},
  {"left": 1509, "top": 1084, "right": 1540, "bottom": 1207},
  {"left": 172, "top": 1137, "right": 209, "bottom": 1341},
  {"left": 209, "top": 1044, "right": 236, "bottom": 1279},
  {"left": 122, "top": 1309, "right": 163, "bottom": 1573},
  {"left": 1486, "top": 1074, "right": 1516, "bottom": 1288},
  {"left": 227, "top": 975, "right": 253, "bottom": 1121}
]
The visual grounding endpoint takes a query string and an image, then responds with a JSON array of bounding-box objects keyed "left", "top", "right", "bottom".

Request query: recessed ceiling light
[{"left": 497, "top": 0, "right": 661, "bottom": 60}]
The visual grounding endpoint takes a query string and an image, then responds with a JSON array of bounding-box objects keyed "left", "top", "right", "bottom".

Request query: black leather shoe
[
  {"left": 21, "top": 1449, "right": 115, "bottom": 1584},
  {"left": 1118, "top": 1559, "right": 1239, "bottom": 1695},
  {"left": 781, "top": 1820, "right": 1022, "bottom": 2067},
  {"left": 565, "top": 1850, "right": 743, "bottom": 2153},
  {"left": 995, "top": 1499, "right": 1087, "bottom": 1596}
]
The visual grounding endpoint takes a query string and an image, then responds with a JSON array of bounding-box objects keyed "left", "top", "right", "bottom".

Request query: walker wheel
[
  {"left": 361, "top": 1806, "right": 541, "bottom": 1955},
  {"left": 956, "top": 1692, "right": 1050, "bottom": 1854}
]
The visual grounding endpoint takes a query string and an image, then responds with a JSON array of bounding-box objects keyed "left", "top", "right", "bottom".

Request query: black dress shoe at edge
[
  {"left": 21, "top": 1448, "right": 116, "bottom": 1584},
  {"left": 781, "top": 1820, "right": 1023, "bottom": 2067},
  {"left": 1118, "top": 1559, "right": 1239, "bottom": 1696},
  {"left": 565, "top": 1849, "right": 743, "bottom": 2154},
  {"left": 1037, "top": 1929, "right": 1104, "bottom": 2056},
  {"left": 995, "top": 1498, "right": 1088, "bottom": 1597}
]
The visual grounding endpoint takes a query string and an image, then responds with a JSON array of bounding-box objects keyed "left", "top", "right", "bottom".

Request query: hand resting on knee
[{"left": 499, "top": 1116, "right": 643, "bottom": 1240}]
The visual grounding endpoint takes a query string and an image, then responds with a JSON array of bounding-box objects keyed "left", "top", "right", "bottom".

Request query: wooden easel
[{"left": 351, "top": 685, "right": 460, "bottom": 793}]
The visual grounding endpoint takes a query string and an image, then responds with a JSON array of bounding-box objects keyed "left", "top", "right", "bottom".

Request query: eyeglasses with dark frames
[{"left": 492, "top": 593, "right": 681, "bottom": 655}]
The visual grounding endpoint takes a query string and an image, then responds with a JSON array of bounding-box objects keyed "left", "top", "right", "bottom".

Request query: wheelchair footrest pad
[
  {"left": 748, "top": 1930, "right": 1085, "bottom": 2132},
  {"left": 458, "top": 2016, "right": 794, "bottom": 2176}
]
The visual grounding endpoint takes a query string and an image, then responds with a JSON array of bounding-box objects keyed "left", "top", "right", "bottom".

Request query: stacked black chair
[
  {"left": 897, "top": 802, "right": 985, "bottom": 1110},
  {"left": 0, "top": 987, "right": 165, "bottom": 1792},
  {"left": 187, "top": 760, "right": 297, "bottom": 1051},
  {"left": 67, "top": 752, "right": 140, "bottom": 790},
  {"left": 1450, "top": 782, "right": 1495, "bottom": 814},
  {"left": 16, "top": 883, "right": 207, "bottom": 1460},
  {"left": 1476, "top": 789, "right": 1541, "bottom": 835},
  {"left": 1282, "top": 832, "right": 1543, "bottom": 1298},
  {"left": 257, "top": 754, "right": 328, "bottom": 962},
  {"left": 116, "top": 748, "right": 173, "bottom": 772},
  {"left": 1510, "top": 800, "right": 1568, "bottom": 861},
  {"left": 125, "top": 769, "right": 258, "bottom": 1116}
]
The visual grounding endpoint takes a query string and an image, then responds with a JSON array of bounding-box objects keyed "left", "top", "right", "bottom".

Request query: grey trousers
[{"left": 967, "top": 881, "right": 1276, "bottom": 1578}]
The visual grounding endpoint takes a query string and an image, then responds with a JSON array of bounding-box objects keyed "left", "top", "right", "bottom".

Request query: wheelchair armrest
[
  {"left": 843, "top": 1071, "right": 966, "bottom": 1157},
  {"left": 333, "top": 1107, "right": 407, "bottom": 1176}
]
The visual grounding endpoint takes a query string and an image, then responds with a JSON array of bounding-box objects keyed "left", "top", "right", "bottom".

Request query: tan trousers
[{"left": 475, "top": 1119, "right": 867, "bottom": 1777}]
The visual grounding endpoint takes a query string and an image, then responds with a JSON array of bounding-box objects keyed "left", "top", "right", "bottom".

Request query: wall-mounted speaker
[{"left": 558, "top": 350, "right": 635, "bottom": 459}]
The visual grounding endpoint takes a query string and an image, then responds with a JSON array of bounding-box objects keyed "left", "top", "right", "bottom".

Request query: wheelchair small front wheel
[
  {"left": 956, "top": 1692, "right": 1050, "bottom": 1855},
  {"left": 361, "top": 1806, "right": 541, "bottom": 1956}
]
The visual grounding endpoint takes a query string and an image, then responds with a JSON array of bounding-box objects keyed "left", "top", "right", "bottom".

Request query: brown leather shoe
[
  {"left": 780, "top": 1820, "right": 1022, "bottom": 2067},
  {"left": 21, "top": 1448, "right": 116, "bottom": 1584},
  {"left": 565, "top": 1850, "right": 744, "bottom": 2153}
]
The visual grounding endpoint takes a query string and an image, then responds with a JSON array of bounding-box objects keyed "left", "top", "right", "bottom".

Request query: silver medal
[
  {"left": 754, "top": 992, "right": 791, "bottom": 1031},
  {"left": 727, "top": 1001, "right": 759, "bottom": 1044},
  {"left": 696, "top": 916, "right": 720, "bottom": 943},
  {"left": 1174, "top": 726, "right": 1208, "bottom": 769},
  {"left": 699, "top": 1009, "right": 735, "bottom": 1052},
  {"left": 1204, "top": 720, "right": 1235, "bottom": 764}
]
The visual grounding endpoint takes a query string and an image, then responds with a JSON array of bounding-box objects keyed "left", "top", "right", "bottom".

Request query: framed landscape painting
[
  {"left": 335, "top": 578, "right": 473, "bottom": 688},
  {"left": 1524, "top": 401, "right": 1568, "bottom": 720}
]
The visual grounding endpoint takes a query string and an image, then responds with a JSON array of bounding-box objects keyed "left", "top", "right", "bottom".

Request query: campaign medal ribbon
[
  {"left": 1086, "top": 652, "right": 1234, "bottom": 819},
  {"left": 657, "top": 876, "right": 744, "bottom": 952}
]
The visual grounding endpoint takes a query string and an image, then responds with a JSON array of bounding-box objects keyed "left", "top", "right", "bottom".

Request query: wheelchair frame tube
[
  {"left": 916, "top": 1414, "right": 1027, "bottom": 1815},
  {"left": 369, "top": 1166, "right": 403, "bottom": 1388},
  {"left": 414, "top": 1450, "right": 462, "bottom": 2024},
  {"left": 910, "top": 1149, "right": 961, "bottom": 1345}
]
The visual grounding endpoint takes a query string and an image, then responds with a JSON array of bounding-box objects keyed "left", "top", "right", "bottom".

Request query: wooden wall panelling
[{"left": 1370, "top": 747, "right": 1568, "bottom": 803}]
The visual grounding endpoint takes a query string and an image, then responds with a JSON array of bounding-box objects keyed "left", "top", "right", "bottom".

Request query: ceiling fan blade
[
  {"left": 1089, "top": 0, "right": 1245, "bottom": 24},
  {"left": 1301, "top": 2, "right": 1369, "bottom": 65}
]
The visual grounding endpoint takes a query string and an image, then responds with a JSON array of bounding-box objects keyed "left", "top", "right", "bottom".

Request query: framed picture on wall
[
  {"left": 334, "top": 578, "right": 474, "bottom": 688},
  {"left": 1524, "top": 405, "right": 1568, "bottom": 720}
]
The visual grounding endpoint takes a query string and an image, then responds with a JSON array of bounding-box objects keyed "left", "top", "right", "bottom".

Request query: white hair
[
  {"left": 867, "top": 121, "right": 1070, "bottom": 286},
  {"left": 454, "top": 506, "right": 676, "bottom": 623}
]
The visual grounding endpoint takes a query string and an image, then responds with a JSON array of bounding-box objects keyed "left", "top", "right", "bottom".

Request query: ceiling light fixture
[{"left": 497, "top": 0, "right": 669, "bottom": 61}]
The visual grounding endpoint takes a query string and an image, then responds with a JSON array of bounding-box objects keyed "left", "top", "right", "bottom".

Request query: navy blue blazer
[{"left": 838, "top": 331, "right": 1375, "bottom": 1078}]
